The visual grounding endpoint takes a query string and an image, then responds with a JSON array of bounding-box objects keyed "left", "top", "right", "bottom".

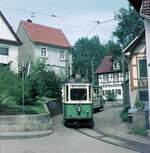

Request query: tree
[
  {"left": 23, "top": 60, "right": 62, "bottom": 104},
  {"left": 113, "top": 5, "right": 144, "bottom": 47},
  {"left": 0, "top": 66, "right": 22, "bottom": 105},
  {"left": 104, "top": 40, "right": 122, "bottom": 58},
  {"left": 72, "top": 36, "right": 106, "bottom": 82}
]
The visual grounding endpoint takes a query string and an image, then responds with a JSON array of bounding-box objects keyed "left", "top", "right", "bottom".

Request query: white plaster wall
[
  {"left": 34, "top": 44, "right": 66, "bottom": 66},
  {"left": 34, "top": 44, "right": 68, "bottom": 76},
  {"left": 0, "top": 16, "right": 16, "bottom": 41},
  {"left": 98, "top": 73, "right": 123, "bottom": 87},
  {"left": 130, "top": 90, "right": 138, "bottom": 108},
  {"left": 103, "top": 86, "right": 123, "bottom": 99},
  {"left": 98, "top": 73, "right": 123, "bottom": 99},
  {"left": 0, "top": 44, "right": 18, "bottom": 73}
]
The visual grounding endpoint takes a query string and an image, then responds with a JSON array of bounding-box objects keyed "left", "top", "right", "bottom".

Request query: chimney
[{"left": 27, "top": 19, "right": 32, "bottom": 23}]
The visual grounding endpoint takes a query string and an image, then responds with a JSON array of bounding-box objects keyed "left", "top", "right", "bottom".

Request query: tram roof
[{"left": 63, "top": 78, "right": 91, "bottom": 85}]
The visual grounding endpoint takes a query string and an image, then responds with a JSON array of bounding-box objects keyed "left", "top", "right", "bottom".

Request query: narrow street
[{"left": 0, "top": 114, "right": 142, "bottom": 153}]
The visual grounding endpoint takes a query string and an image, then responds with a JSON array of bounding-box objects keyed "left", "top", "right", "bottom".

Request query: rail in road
[{"left": 76, "top": 127, "right": 150, "bottom": 153}]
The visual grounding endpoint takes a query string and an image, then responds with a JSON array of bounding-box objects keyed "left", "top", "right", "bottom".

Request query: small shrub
[
  {"left": 130, "top": 127, "right": 147, "bottom": 136},
  {"left": 106, "top": 91, "right": 116, "bottom": 101},
  {"left": 120, "top": 106, "right": 131, "bottom": 122},
  {"left": 134, "top": 100, "right": 145, "bottom": 111}
]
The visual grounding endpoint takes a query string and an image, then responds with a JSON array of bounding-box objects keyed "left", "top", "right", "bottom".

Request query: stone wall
[{"left": 0, "top": 113, "right": 52, "bottom": 132}]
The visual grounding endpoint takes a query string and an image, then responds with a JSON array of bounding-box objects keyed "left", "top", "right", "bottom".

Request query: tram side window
[
  {"left": 66, "top": 85, "right": 68, "bottom": 101},
  {"left": 70, "top": 89, "right": 87, "bottom": 100}
]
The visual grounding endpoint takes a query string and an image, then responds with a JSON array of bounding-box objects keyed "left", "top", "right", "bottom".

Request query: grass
[
  {"left": 0, "top": 103, "right": 48, "bottom": 115},
  {"left": 130, "top": 127, "right": 148, "bottom": 137}
]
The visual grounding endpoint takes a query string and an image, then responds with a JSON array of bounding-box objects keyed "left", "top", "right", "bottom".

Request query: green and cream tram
[{"left": 62, "top": 80, "right": 94, "bottom": 128}]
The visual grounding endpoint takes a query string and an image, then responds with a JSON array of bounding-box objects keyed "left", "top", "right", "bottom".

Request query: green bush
[
  {"left": 106, "top": 91, "right": 116, "bottom": 101},
  {"left": 17, "top": 60, "right": 61, "bottom": 105},
  {"left": 134, "top": 100, "right": 145, "bottom": 111},
  {"left": 130, "top": 127, "right": 147, "bottom": 136},
  {"left": 120, "top": 106, "right": 131, "bottom": 122},
  {"left": 0, "top": 103, "right": 47, "bottom": 115},
  {"left": 0, "top": 60, "right": 62, "bottom": 110},
  {"left": 0, "top": 66, "right": 22, "bottom": 105}
]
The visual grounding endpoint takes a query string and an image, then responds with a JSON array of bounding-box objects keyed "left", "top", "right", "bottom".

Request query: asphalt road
[{"left": 0, "top": 115, "right": 140, "bottom": 153}]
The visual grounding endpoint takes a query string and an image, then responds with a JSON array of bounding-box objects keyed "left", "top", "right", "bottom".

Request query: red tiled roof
[
  {"left": 22, "top": 21, "right": 71, "bottom": 48},
  {"left": 95, "top": 56, "right": 113, "bottom": 74}
]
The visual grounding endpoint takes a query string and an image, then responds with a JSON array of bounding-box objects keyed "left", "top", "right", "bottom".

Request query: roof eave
[
  {"left": 96, "top": 70, "right": 122, "bottom": 75},
  {"left": 0, "top": 11, "right": 22, "bottom": 44},
  {"left": 0, "top": 39, "right": 22, "bottom": 46},
  {"left": 34, "top": 41, "right": 71, "bottom": 49},
  {"left": 123, "top": 30, "right": 145, "bottom": 54}
]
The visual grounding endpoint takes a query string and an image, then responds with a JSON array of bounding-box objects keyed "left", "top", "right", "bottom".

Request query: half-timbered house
[
  {"left": 96, "top": 56, "right": 123, "bottom": 100},
  {"left": 123, "top": 30, "right": 148, "bottom": 108}
]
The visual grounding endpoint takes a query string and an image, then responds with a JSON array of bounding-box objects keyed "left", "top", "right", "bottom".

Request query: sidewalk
[
  {"left": 94, "top": 101, "right": 150, "bottom": 145},
  {"left": 0, "top": 130, "right": 53, "bottom": 139}
]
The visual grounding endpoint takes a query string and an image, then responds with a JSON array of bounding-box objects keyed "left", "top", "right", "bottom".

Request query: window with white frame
[
  {"left": 60, "top": 51, "right": 65, "bottom": 61},
  {"left": 0, "top": 47, "right": 9, "bottom": 55},
  {"left": 115, "top": 89, "right": 121, "bottom": 95},
  {"left": 41, "top": 46, "right": 47, "bottom": 57},
  {"left": 138, "top": 58, "right": 147, "bottom": 78},
  {"left": 138, "top": 58, "right": 148, "bottom": 102}
]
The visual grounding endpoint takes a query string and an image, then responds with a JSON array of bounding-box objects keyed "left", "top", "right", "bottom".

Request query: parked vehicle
[{"left": 61, "top": 79, "right": 94, "bottom": 128}]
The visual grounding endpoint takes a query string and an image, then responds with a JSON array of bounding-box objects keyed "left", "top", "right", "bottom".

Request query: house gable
[
  {"left": 0, "top": 11, "right": 21, "bottom": 45},
  {"left": 21, "top": 20, "right": 71, "bottom": 49}
]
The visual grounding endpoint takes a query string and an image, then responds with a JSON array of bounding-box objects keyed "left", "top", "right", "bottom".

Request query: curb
[
  {"left": 94, "top": 126, "right": 150, "bottom": 145},
  {"left": 0, "top": 130, "right": 53, "bottom": 139}
]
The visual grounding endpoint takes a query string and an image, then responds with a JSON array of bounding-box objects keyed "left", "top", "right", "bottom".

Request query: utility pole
[
  {"left": 21, "top": 62, "right": 25, "bottom": 114},
  {"left": 122, "top": 50, "right": 126, "bottom": 108},
  {"left": 91, "top": 57, "right": 94, "bottom": 85}
]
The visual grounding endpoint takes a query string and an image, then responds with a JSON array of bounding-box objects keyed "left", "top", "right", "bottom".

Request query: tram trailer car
[
  {"left": 92, "top": 85, "right": 104, "bottom": 112},
  {"left": 62, "top": 81, "right": 94, "bottom": 128}
]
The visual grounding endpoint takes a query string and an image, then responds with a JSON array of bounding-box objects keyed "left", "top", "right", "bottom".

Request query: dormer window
[
  {"left": 0, "top": 47, "right": 9, "bottom": 55},
  {"left": 113, "top": 61, "right": 120, "bottom": 70},
  {"left": 41, "top": 46, "right": 47, "bottom": 58}
]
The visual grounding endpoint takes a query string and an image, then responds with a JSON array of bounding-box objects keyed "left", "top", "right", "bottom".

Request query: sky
[{"left": 0, "top": 0, "right": 129, "bottom": 45}]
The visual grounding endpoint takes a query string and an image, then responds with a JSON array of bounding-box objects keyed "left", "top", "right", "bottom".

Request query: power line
[
  {"left": 0, "top": 5, "right": 116, "bottom": 24},
  {"left": 86, "top": 18, "right": 116, "bottom": 36}
]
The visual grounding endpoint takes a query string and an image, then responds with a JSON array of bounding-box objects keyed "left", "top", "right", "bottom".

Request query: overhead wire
[
  {"left": 0, "top": 5, "right": 117, "bottom": 38},
  {"left": 0, "top": 5, "right": 116, "bottom": 24}
]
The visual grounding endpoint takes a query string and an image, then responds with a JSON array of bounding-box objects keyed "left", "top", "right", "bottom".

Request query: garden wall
[{"left": 0, "top": 113, "right": 52, "bottom": 132}]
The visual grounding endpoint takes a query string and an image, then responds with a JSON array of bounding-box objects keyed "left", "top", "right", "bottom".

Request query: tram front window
[{"left": 70, "top": 89, "right": 87, "bottom": 100}]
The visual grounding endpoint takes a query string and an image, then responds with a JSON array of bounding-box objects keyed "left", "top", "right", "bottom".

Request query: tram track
[{"left": 76, "top": 127, "right": 150, "bottom": 153}]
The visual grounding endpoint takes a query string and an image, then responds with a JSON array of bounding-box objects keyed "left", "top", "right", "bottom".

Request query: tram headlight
[{"left": 76, "top": 105, "right": 82, "bottom": 112}]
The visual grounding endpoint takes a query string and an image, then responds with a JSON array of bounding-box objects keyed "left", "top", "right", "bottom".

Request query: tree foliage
[
  {"left": 104, "top": 40, "right": 122, "bottom": 58},
  {"left": 27, "top": 60, "right": 62, "bottom": 102},
  {"left": 72, "top": 36, "right": 121, "bottom": 82},
  {"left": 0, "top": 66, "right": 22, "bottom": 105},
  {"left": 72, "top": 36, "right": 106, "bottom": 81},
  {"left": 113, "top": 5, "right": 144, "bottom": 47},
  {"left": 0, "top": 60, "right": 62, "bottom": 106}
]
